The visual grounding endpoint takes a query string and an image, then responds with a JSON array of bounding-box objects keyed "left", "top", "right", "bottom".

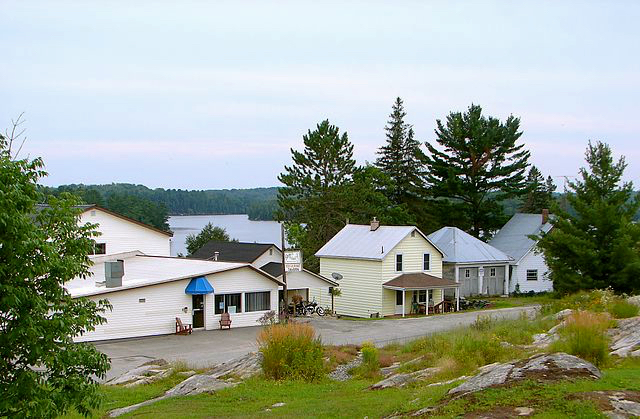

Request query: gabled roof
[
  {"left": 428, "top": 226, "right": 512, "bottom": 264},
  {"left": 315, "top": 224, "right": 444, "bottom": 261},
  {"left": 489, "top": 213, "right": 553, "bottom": 263},
  {"left": 383, "top": 273, "right": 459, "bottom": 290},
  {"left": 189, "top": 240, "right": 278, "bottom": 263},
  {"left": 259, "top": 262, "right": 338, "bottom": 286}
]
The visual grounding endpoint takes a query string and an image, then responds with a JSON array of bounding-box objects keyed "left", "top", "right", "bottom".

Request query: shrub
[
  {"left": 352, "top": 342, "right": 380, "bottom": 378},
  {"left": 256, "top": 310, "right": 278, "bottom": 326},
  {"left": 607, "top": 300, "right": 639, "bottom": 319},
  {"left": 550, "top": 311, "right": 611, "bottom": 367},
  {"left": 258, "top": 322, "right": 324, "bottom": 381}
]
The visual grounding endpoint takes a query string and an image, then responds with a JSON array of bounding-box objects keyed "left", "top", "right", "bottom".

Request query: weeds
[
  {"left": 607, "top": 300, "right": 639, "bottom": 319},
  {"left": 550, "top": 311, "right": 612, "bottom": 367}
]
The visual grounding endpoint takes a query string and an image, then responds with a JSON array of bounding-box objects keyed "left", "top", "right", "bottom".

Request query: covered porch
[{"left": 383, "top": 273, "right": 460, "bottom": 318}]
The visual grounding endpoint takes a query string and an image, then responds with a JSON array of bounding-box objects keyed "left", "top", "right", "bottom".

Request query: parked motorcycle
[{"left": 303, "top": 300, "right": 325, "bottom": 317}]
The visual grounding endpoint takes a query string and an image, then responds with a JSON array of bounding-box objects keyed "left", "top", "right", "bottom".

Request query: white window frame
[
  {"left": 526, "top": 269, "right": 538, "bottom": 281},
  {"left": 423, "top": 253, "right": 430, "bottom": 271},
  {"left": 395, "top": 253, "right": 403, "bottom": 272},
  {"left": 244, "top": 291, "right": 271, "bottom": 312}
]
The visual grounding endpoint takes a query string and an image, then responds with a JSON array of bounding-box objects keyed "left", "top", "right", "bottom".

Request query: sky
[{"left": 1, "top": 1, "right": 639, "bottom": 190}]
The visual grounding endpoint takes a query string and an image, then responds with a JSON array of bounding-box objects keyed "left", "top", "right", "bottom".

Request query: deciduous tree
[{"left": 536, "top": 141, "right": 640, "bottom": 294}]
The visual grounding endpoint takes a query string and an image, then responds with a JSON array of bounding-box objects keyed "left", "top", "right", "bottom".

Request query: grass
[{"left": 550, "top": 311, "right": 613, "bottom": 367}]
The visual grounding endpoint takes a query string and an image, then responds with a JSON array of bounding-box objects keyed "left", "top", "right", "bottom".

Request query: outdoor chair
[
  {"left": 175, "top": 317, "right": 193, "bottom": 335},
  {"left": 219, "top": 312, "right": 232, "bottom": 330}
]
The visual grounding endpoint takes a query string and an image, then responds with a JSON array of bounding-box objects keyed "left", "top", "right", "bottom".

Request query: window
[
  {"left": 245, "top": 291, "right": 270, "bottom": 312},
  {"left": 423, "top": 253, "right": 430, "bottom": 271},
  {"left": 395, "top": 254, "right": 403, "bottom": 272},
  {"left": 465, "top": 269, "right": 470, "bottom": 278},
  {"left": 138, "top": 298, "right": 146, "bottom": 303},
  {"left": 411, "top": 231, "right": 415, "bottom": 237},
  {"left": 93, "top": 243, "right": 106, "bottom": 255},
  {"left": 418, "top": 290, "right": 427, "bottom": 303},
  {"left": 269, "top": 249, "right": 273, "bottom": 255},
  {"left": 328, "top": 286, "right": 333, "bottom": 295},
  {"left": 490, "top": 268, "right": 496, "bottom": 277},
  {"left": 215, "top": 293, "right": 242, "bottom": 314},
  {"left": 526, "top": 270, "right": 538, "bottom": 281}
]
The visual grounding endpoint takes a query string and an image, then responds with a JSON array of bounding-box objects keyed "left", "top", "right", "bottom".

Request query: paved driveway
[{"left": 96, "top": 306, "right": 537, "bottom": 381}]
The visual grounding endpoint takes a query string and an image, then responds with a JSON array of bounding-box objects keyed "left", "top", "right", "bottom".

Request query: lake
[{"left": 168, "top": 214, "right": 282, "bottom": 256}]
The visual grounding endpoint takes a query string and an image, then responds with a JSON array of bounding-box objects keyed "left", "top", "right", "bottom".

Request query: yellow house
[{"left": 315, "top": 219, "right": 460, "bottom": 318}]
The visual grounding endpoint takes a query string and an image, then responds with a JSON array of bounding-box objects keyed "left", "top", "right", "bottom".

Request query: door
[
  {"left": 192, "top": 295, "right": 205, "bottom": 328},
  {"left": 395, "top": 290, "right": 404, "bottom": 315}
]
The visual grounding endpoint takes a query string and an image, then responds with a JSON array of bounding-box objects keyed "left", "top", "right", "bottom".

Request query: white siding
[
  {"left": 381, "top": 233, "right": 443, "bottom": 280},
  {"left": 80, "top": 209, "right": 171, "bottom": 256},
  {"left": 319, "top": 257, "right": 382, "bottom": 318},
  {"left": 205, "top": 268, "right": 279, "bottom": 329},
  {"left": 511, "top": 250, "right": 553, "bottom": 293},
  {"left": 74, "top": 267, "right": 278, "bottom": 342},
  {"left": 251, "top": 246, "right": 282, "bottom": 268}
]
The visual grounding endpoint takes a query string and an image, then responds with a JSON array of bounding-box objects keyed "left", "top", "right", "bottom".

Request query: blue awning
[{"left": 185, "top": 276, "right": 214, "bottom": 295}]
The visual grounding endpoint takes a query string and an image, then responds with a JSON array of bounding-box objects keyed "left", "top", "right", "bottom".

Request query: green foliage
[
  {"left": 536, "top": 141, "right": 640, "bottom": 294},
  {"left": 425, "top": 104, "right": 530, "bottom": 239},
  {"left": 185, "top": 222, "right": 236, "bottom": 255},
  {"left": 258, "top": 322, "right": 324, "bottom": 381},
  {"left": 353, "top": 342, "right": 381, "bottom": 378},
  {"left": 277, "top": 120, "right": 413, "bottom": 272},
  {"left": 0, "top": 132, "right": 111, "bottom": 418},
  {"left": 376, "top": 98, "right": 436, "bottom": 232},
  {"left": 106, "top": 192, "right": 170, "bottom": 231},
  {"left": 520, "top": 166, "right": 556, "bottom": 213},
  {"left": 550, "top": 311, "right": 611, "bottom": 367},
  {"left": 607, "top": 300, "right": 639, "bottom": 319}
]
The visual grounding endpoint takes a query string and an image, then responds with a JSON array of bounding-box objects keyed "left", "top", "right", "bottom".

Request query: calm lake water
[{"left": 168, "top": 214, "right": 282, "bottom": 256}]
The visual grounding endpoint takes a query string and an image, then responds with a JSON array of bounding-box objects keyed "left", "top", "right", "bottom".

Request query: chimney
[
  {"left": 370, "top": 217, "right": 380, "bottom": 231},
  {"left": 104, "top": 259, "right": 124, "bottom": 288},
  {"left": 542, "top": 208, "right": 549, "bottom": 224},
  {"left": 213, "top": 251, "right": 219, "bottom": 261}
]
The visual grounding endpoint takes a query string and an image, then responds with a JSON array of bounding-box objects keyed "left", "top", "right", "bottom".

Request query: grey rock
[
  {"left": 107, "top": 363, "right": 172, "bottom": 386},
  {"left": 628, "top": 296, "right": 640, "bottom": 307},
  {"left": 554, "top": 309, "right": 574, "bottom": 320},
  {"left": 515, "top": 406, "right": 535, "bottom": 416},
  {"left": 449, "top": 353, "right": 601, "bottom": 395},
  {"left": 271, "top": 402, "right": 286, "bottom": 407},
  {"left": 609, "top": 317, "right": 640, "bottom": 357},
  {"left": 329, "top": 353, "right": 363, "bottom": 381},
  {"left": 177, "top": 370, "right": 197, "bottom": 377},
  {"left": 370, "top": 367, "right": 441, "bottom": 390}
]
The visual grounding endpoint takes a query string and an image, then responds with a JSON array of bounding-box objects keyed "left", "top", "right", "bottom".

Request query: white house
[
  {"left": 78, "top": 205, "right": 172, "bottom": 256},
  {"left": 315, "top": 219, "right": 459, "bottom": 318},
  {"left": 190, "top": 240, "right": 337, "bottom": 307},
  {"left": 66, "top": 252, "right": 283, "bottom": 341},
  {"left": 428, "top": 226, "right": 513, "bottom": 297},
  {"left": 489, "top": 211, "right": 553, "bottom": 293}
]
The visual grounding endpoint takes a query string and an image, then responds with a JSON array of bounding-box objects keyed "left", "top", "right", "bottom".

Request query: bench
[
  {"left": 219, "top": 312, "right": 232, "bottom": 330},
  {"left": 175, "top": 317, "right": 193, "bottom": 335}
]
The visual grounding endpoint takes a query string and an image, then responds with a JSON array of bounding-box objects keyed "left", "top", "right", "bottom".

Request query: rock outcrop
[
  {"left": 106, "top": 359, "right": 172, "bottom": 387},
  {"left": 448, "top": 353, "right": 601, "bottom": 395},
  {"left": 609, "top": 316, "right": 640, "bottom": 357},
  {"left": 370, "top": 367, "right": 442, "bottom": 390}
]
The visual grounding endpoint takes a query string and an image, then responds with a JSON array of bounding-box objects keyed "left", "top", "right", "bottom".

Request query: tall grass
[
  {"left": 550, "top": 311, "right": 612, "bottom": 367},
  {"left": 258, "top": 322, "right": 324, "bottom": 381},
  {"left": 353, "top": 342, "right": 381, "bottom": 378},
  {"left": 607, "top": 300, "right": 639, "bottom": 319},
  {"left": 542, "top": 288, "right": 639, "bottom": 319}
]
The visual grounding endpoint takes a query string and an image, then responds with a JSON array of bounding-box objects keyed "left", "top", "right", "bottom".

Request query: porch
[{"left": 383, "top": 273, "right": 460, "bottom": 318}]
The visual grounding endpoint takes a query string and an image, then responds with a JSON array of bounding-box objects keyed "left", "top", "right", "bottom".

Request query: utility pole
[{"left": 280, "top": 223, "right": 287, "bottom": 314}]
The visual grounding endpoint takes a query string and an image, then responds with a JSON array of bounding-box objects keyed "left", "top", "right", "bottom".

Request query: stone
[
  {"left": 380, "top": 362, "right": 401, "bottom": 377},
  {"left": 178, "top": 370, "right": 197, "bottom": 377},
  {"left": 514, "top": 406, "right": 535, "bottom": 416},
  {"left": 554, "top": 309, "right": 574, "bottom": 320},
  {"left": 449, "top": 353, "right": 601, "bottom": 395},
  {"left": 272, "top": 402, "right": 286, "bottom": 407},
  {"left": 329, "top": 353, "right": 363, "bottom": 381},
  {"left": 628, "top": 296, "right": 640, "bottom": 307},
  {"left": 609, "top": 317, "right": 640, "bottom": 357},
  {"left": 572, "top": 390, "right": 640, "bottom": 418},
  {"left": 370, "top": 367, "right": 441, "bottom": 390},
  {"left": 106, "top": 362, "right": 172, "bottom": 386}
]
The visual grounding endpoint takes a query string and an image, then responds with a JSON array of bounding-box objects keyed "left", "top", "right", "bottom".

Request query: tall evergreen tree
[
  {"left": 424, "top": 104, "right": 530, "bottom": 239},
  {"left": 536, "top": 141, "right": 640, "bottom": 294},
  {"left": 375, "top": 98, "right": 434, "bottom": 231},
  {"left": 520, "top": 166, "right": 556, "bottom": 213}
]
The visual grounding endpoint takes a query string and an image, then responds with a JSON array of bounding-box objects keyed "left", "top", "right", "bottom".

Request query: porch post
[
  {"left": 455, "top": 287, "right": 460, "bottom": 312},
  {"left": 402, "top": 289, "right": 406, "bottom": 318},
  {"left": 504, "top": 263, "right": 510, "bottom": 296}
]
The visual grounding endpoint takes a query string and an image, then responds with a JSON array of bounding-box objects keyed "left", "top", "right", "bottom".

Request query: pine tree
[
  {"left": 520, "top": 166, "right": 556, "bottom": 213},
  {"left": 376, "top": 98, "right": 433, "bottom": 231},
  {"left": 536, "top": 141, "right": 640, "bottom": 294},
  {"left": 424, "top": 104, "right": 530, "bottom": 239}
]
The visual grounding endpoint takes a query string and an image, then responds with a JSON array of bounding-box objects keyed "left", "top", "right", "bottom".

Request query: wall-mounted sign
[
  {"left": 284, "top": 250, "right": 302, "bottom": 272},
  {"left": 478, "top": 267, "right": 485, "bottom": 277}
]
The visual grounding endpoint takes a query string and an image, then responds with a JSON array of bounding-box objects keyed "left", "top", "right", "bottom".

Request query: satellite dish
[{"left": 331, "top": 272, "right": 343, "bottom": 281}]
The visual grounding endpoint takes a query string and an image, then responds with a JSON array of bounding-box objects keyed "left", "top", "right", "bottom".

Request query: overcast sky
[{"left": 1, "top": 1, "right": 639, "bottom": 190}]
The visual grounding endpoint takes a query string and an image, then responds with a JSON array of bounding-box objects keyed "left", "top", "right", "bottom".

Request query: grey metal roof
[
  {"left": 259, "top": 262, "right": 338, "bottom": 286},
  {"left": 189, "top": 241, "right": 276, "bottom": 262},
  {"left": 315, "top": 224, "right": 443, "bottom": 260},
  {"left": 489, "top": 213, "right": 553, "bottom": 263},
  {"left": 428, "top": 227, "right": 512, "bottom": 264}
]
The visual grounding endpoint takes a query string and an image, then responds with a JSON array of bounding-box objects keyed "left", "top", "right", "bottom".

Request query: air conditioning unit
[{"left": 105, "top": 259, "right": 125, "bottom": 288}]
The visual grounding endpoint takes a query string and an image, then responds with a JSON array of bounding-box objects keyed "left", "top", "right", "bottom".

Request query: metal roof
[
  {"left": 259, "top": 262, "right": 338, "bottom": 286},
  {"left": 383, "top": 273, "right": 460, "bottom": 290},
  {"left": 489, "top": 213, "right": 553, "bottom": 263},
  {"left": 189, "top": 241, "right": 277, "bottom": 262},
  {"left": 428, "top": 226, "right": 512, "bottom": 264},
  {"left": 315, "top": 224, "right": 443, "bottom": 261},
  {"left": 65, "top": 252, "right": 282, "bottom": 297}
]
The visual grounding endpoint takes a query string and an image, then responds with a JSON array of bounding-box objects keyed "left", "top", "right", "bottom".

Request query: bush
[
  {"left": 258, "top": 322, "right": 324, "bottom": 381},
  {"left": 352, "top": 342, "right": 380, "bottom": 378},
  {"left": 607, "top": 300, "right": 639, "bottom": 319},
  {"left": 550, "top": 311, "right": 611, "bottom": 367}
]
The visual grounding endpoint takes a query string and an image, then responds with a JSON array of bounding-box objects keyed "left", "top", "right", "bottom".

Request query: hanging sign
[{"left": 284, "top": 250, "right": 302, "bottom": 272}]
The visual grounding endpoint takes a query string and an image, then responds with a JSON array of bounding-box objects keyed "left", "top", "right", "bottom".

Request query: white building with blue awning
[{"left": 66, "top": 251, "right": 283, "bottom": 341}]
